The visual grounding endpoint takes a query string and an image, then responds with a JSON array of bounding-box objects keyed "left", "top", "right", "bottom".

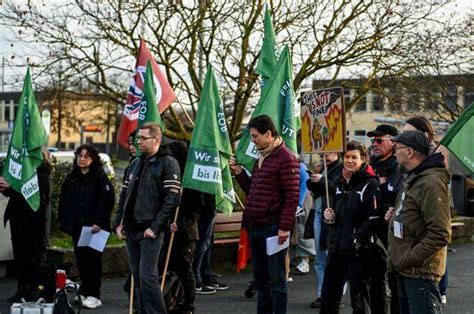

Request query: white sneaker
[
  {"left": 441, "top": 295, "right": 447, "bottom": 307},
  {"left": 82, "top": 296, "right": 102, "bottom": 309},
  {"left": 296, "top": 260, "right": 310, "bottom": 274}
]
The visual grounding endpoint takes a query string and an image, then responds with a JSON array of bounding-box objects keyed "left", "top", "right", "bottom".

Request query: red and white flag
[{"left": 117, "top": 38, "right": 176, "bottom": 148}]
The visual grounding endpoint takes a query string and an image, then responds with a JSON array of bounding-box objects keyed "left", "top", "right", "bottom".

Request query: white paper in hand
[
  {"left": 77, "top": 226, "right": 110, "bottom": 252},
  {"left": 266, "top": 234, "right": 290, "bottom": 256}
]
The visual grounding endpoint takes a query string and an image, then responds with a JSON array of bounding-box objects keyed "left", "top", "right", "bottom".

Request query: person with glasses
[
  {"left": 387, "top": 131, "right": 451, "bottom": 314},
  {"left": 58, "top": 144, "right": 115, "bottom": 309},
  {"left": 114, "top": 122, "right": 181, "bottom": 313},
  {"left": 367, "top": 124, "right": 404, "bottom": 314}
]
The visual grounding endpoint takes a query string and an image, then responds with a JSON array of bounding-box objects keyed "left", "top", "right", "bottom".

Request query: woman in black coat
[
  {"left": 319, "top": 141, "right": 382, "bottom": 314},
  {"left": 58, "top": 144, "right": 114, "bottom": 309}
]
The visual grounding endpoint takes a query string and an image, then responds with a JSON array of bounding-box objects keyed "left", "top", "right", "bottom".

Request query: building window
[
  {"left": 443, "top": 86, "right": 457, "bottom": 111},
  {"left": 86, "top": 136, "right": 93, "bottom": 144},
  {"left": 465, "top": 90, "right": 474, "bottom": 108},
  {"left": 4, "top": 105, "right": 10, "bottom": 123},
  {"left": 68, "top": 143, "right": 75, "bottom": 150},
  {"left": 354, "top": 130, "right": 366, "bottom": 136},
  {"left": 343, "top": 89, "right": 351, "bottom": 108},
  {"left": 372, "top": 94, "right": 384, "bottom": 111},
  {"left": 355, "top": 96, "right": 367, "bottom": 112},
  {"left": 407, "top": 93, "right": 420, "bottom": 111}
]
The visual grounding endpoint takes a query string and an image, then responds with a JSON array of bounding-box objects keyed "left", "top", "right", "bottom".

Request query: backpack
[{"left": 53, "top": 283, "right": 82, "bottom": 314}]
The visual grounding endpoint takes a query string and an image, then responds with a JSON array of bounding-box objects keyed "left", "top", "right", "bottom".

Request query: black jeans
[
  {"left": 398, "top": 274, "right": 442, "bottom": 314},
  {"left": 10, "top": 221, "right": 45, "bottom": 289},
  {"left": 367, "top": 244, "right": 388, "bottom": 314},
  {"left": 193, "top": 211, "right": 216, "bottom": 286},
  {"left": 388, "top": 271, "right": 400, "bottom": 314},
  {"left": 126, "top": 229, "right": 166, "bottom": 314},
  {"left": 170, "top": 236, "right": 196, "bottom": 311},
  {"left": 73, "top": 243, "right": 103, "bottom": 299},
  {"left": 250, "top": 224, "right": 288, "bottom": 314},
  {"left": 320, "top": 252, "right": 370, "bottom": 314}
]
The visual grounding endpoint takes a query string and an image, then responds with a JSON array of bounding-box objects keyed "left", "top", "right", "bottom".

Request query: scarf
[{"left": 257, "top": 136, "right": 283, "bottom": 169}]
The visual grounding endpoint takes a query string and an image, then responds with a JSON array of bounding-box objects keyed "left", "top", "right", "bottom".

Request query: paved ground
[{"left": 1, "top": 243, "right": 474, "bottom": 313}]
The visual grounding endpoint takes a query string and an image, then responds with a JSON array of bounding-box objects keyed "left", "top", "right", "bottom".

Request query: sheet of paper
[
  {"left": 77, "top": 226, "right": 110, "bottom": 252},
  {"left": 266, "top": 234, "right": 290, "bottom": 256}
]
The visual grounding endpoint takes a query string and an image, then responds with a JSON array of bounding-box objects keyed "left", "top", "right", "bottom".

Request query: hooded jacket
[
  {"left": 388, "top": 153, "right": 451, "bottom": 281},
  {"left": 326, "top": 164, "right": 382, "bottom": 255}
]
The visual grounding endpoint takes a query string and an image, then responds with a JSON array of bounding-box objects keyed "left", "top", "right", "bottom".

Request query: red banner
[
  {"left": 237, "top": 226, "right": 251, "bottom": 272},
  {"left": 117, "top": 38, "right": 176, "bottom": 148}
]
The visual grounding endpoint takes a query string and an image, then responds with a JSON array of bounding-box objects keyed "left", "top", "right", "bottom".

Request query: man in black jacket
[
  {"left": 115, "top": 122, "right": 181, "bottom": 314},
  {"left": 367, "top": 124, "right": 404, "bottom": 314}
]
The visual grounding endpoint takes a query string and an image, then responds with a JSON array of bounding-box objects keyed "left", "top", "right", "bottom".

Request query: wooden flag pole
[
  {"left": 160, "top": 204, "right": 180, "bottom": 292},
  {"left": 323, "top": 155, "right": 330, "bottom": 209},
  {"left": 175, "top": 98, "right": 195, "bottom": 127},
  {"left": 128, "top": 276, "right": 134, "bottom": 314}
]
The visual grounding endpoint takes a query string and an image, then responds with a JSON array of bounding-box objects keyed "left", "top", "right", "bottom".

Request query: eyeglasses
[
  {"left": 137, "top": 136, "right": 156, "bottom": 141},
  {"left": 371, "top": 138, "right": 391, "bottom": 144},
  {"left": 394, "top": 146, "right": 410, "bottom": 153}
]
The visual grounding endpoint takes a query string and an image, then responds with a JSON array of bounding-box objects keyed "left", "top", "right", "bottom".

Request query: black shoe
[
  {"left": 245, "top": 285, "right": 256, "bottom": 298},
  {"left": 310, "top": 297, "right": 321, "bottom": 308},
  {"left": 195, "top": 285, "right": 216, "bottom": 295},
  {"left": 204, "top": 278, "right": 229, "bottom": 290}
]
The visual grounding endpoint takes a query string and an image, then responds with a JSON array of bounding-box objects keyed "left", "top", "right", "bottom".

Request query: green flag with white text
[
  {"left": 236, "top": 46, "right": 300, "bottom": 171},
  {"left": 182, "top": 65, "right": 235, "bottom": 213},
  {"left": 2, "top": 68, "right": 47, "bottom": 211},
  {"left": 255, "top": 7, "right": 277, "bottom": 85},
  {"left": 134, "top": 61, "right": 165, "bottom": 156},
  {"left": 440, "top": 104, "right": 474, "bottom": 172}
]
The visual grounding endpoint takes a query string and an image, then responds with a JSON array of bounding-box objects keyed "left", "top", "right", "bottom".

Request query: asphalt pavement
[{"left": 1, "top": 243, "right": 474, "bottom": 313}]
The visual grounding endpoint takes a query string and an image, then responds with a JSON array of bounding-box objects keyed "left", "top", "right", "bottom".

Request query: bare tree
[{"left": 0, "top": 0, "right": 470, "bottom": 142}]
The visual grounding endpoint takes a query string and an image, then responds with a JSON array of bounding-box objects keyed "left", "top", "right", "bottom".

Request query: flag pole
[
  {"left": 161, "top": 203, "right": 180, "bottom": 292},
  {"left": 323, "top": 155, "right": 330, "bottom": 208},
  {"left": 175, "top": 98, "right": 195, "bottom": 127}
]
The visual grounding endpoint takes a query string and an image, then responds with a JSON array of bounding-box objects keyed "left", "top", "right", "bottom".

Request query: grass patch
[
  {"left": 50, "top": 231, "right": 124, "bottom": 249},
  {"left": 214, "top": 231, "right": 240, "bottom": 240}
]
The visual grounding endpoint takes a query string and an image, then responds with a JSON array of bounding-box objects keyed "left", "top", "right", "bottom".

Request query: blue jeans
[
  {"left": 313, "top": 199, "right": 327, "bottom": 298},
  {"left": 398, "top": 274, "right": 442, "bottom": 314},
  {"left": 250, "top": 224, "right": 288, "bottom": 314},
  {"left": 193, "top": 210, "right": 216, "bottom": 286},
  {"left": 126, "top": 229, "right": 166, "bottom": 314}
]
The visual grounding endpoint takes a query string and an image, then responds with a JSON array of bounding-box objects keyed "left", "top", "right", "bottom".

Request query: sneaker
[
  {"left": 204, "top": 278, "right": 228, "bottom": 290},
  {"left": 287, "top": 277, "right": 293, "bottom": 282},
  {"left": 82, "top": 296, "right": 102, "bottom": 309},
  {"left": 310, "top": 297, "right": 321, "bottom": 308},
  {"left": 195, "top": 285, "right": 216, "bottom": 295},
  {"left": 441, "top": 295, "right": 447, "bottom": 307},
  {"left": 295, "top": 260, "right": 310, "bottom": 274}
]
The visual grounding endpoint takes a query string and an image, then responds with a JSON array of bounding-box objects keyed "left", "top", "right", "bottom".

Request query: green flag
[
  {"left": 2, "top": 68, "right": 47, "bottom": 211},
  {"left": 236, "top": 45, "right": 300, "bottom": 171},
  {"left": 255, "top": 7, "right": 277, "bottom": 84},
  {"left": 440, "top": 104, "right": 474, "bottom": 172},
  {"left": 134, "top": 61, "right": 165, "bottom": 156},
  {"left": 182, "top": 65, "right": 235, "bottom": 213}
]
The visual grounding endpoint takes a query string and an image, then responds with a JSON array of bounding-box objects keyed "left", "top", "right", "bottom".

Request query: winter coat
[
  {"left": 235, "top": 142, "right": 300, "bottom": 231},
  {"left": 388, "top": 153, "right": 451, "bottom": 282},
  {"left": 58, "top": 165, "right": 114, "bottom": 237},
  {"left": 114, "top": 145, "right": 181, "bottom": 234},
  {"left": 326, "top": 164, "right": 381, "bottom": 255},
  {"left": 3, "top": 163, "right": 51, "bottom": 232}
]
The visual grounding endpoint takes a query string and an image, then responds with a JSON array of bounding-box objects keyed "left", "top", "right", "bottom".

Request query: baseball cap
[
  {"left": 391, "top": 130, "right": 430, "bottom": 156},
  {"left": 367, "top": 124, "right": 399, "bottom": 137}
]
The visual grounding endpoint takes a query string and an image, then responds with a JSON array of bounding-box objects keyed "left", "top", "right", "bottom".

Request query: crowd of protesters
[{"left": 1, "top": 114, "right": 455, "bottom": 314}]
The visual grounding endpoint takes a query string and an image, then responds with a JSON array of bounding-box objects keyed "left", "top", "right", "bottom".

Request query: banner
[
  {"left": 236, "top": 46, "right": 300, "bottom": 171},
  {"left": 440, "top": 103, "right": 474, "bottom": 172},
  {"left": 300, "top": 87, "right": 346, "bottom": 153},
  {"left": 117, "top": 38, "right": 176, "bottom": 148},
  {"left": 2, "top": 68, "right": 48, "bottom": 211},
  {"left": 182, "top": 65, "right": 235, "bottom": 214}
]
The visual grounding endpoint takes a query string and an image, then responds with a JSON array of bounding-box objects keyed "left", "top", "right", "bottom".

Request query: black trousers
[
  {"left": 367, "top": 244, "right": 388, "bottom": 314},
  {"left": 73, "top": 242, "right": 103, "bottom": 299},
  {"left": 10, "top": 221, "right": 46, "bottom": 288},
  {"left": 320, "top": 251, "right": 370, "bottom": 314},
  {"left": 169, "top": 236, "right": 196, "bottom": 311}
]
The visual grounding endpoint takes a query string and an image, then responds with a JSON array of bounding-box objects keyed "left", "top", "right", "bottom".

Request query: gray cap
[{"left": 391, "top": 130, "right": 430, "bottom": 156}]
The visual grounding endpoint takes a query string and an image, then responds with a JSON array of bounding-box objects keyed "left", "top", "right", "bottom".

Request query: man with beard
[{"left": 367, "top": 124, "right": 404, "bottom": 314}]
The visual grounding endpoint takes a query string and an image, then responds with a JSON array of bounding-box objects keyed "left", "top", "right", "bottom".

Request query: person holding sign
[
  {"left": 58, "top": 144, "right": 115, "bottom": 309},
  {"left": 230, "top": 115, "right": 300, "bottom": 314},
  {"left": 320, "top": 141, "right": 381, "bottom": 314}
]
